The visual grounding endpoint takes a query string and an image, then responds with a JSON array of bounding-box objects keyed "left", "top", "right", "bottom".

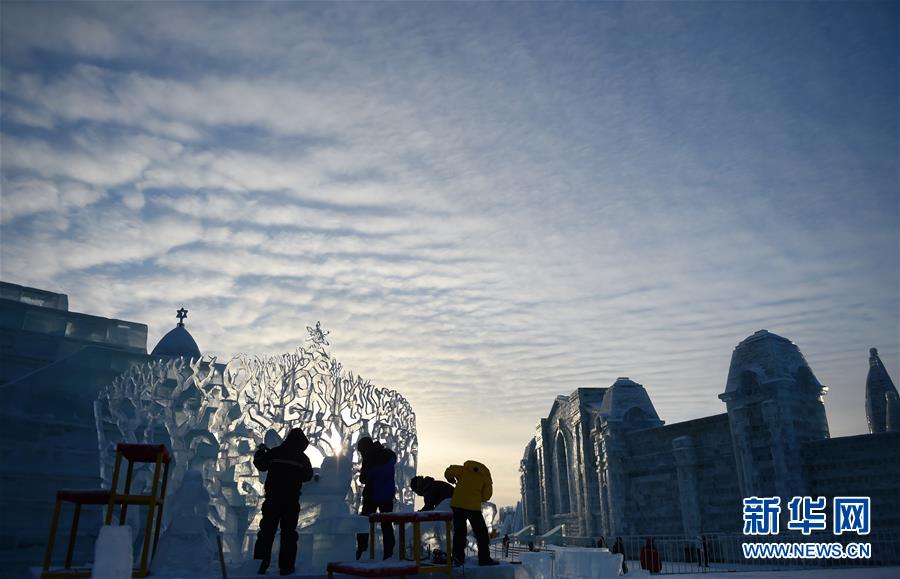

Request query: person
[
  {"left": 611, "top": 537, "right": 627, "bottom": 574},
  {"left": 355, "top": 436, "right": 397, "bottom": 560},
  {"left": 444, "top": 460, "right": 499, "bottom": 567},
  {"left": 640, "top": 537, "right": 662, "bottom": 574},
  {"left": 699, "top": 535, "right": 709, "bottom": 568},
  {"left": 253, "top": 428, "right": 314, "bottom": 576},
  {"left": 409, "top": 475, "right": 454, "bottom": 511},
  {"left": 596, "top": 536, "right": 607, "bottom": 548},
  {"left": 527, "top": 541, "right": 535, "bottom": 552},
  {"left": 502, "top": 534, "right": 510, "bottom": 559}
]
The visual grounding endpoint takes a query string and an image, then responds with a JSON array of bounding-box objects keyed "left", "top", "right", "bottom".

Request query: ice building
[
  {"left": 0, "top": 281, "right": 417, "bottom": 577},
  {"left": 520, "top": 330, "right": 900, "bottom": 539},
  {"left": 0, "top": 282, "right": 152, "bottom": 576}
]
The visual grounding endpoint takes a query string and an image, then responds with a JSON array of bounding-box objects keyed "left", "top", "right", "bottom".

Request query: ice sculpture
[
  {"left": 298, "top": 455, "right": 370, "bottom": 568},
  {"left": 151, "top": 470, "right": 219, "bottom": 576},
  {"left": 94, "top": 326, "right": 417, "bottom": 561}
]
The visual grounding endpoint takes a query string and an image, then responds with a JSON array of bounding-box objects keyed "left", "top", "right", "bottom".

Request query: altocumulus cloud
[{"left": 1, "top": 2, "right": 897, "bottom": 505}]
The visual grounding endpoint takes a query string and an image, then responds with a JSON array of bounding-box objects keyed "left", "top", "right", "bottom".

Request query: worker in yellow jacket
[{"left": 444, "top": 460, "right": 499, "bottom": 567}]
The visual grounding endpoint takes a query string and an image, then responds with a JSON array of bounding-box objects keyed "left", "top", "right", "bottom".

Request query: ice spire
[{"left": 865, "top": 348, "right": 899, "bottom": 434}]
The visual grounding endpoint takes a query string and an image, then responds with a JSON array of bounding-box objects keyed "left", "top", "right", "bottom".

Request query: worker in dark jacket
[
  {"left": 253, "top": 428, "right": 314, "bottom": 575},
  {"left": 410, "top": 475, "right": 454, "bottom": 511},
  {"left": 355, "top": 436, "right": 397, "bottom": 560}
]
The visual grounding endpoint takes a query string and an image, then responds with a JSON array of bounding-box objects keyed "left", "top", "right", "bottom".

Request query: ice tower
[
  {"left": 865, "top": 347, "right": 899, "bottom": 434},
  {"left": 594, "top": 378, "right": 664, "bottom": 537},
  {"left": 719, "top": 330, "right": 829, "bottom": 500}
]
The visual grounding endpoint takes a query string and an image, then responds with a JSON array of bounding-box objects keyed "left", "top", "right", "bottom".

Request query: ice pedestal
[
  {"left": 298, "top": 515, "right": 370, "bottom": 569},
  {"left": 297, "top": 455, "right": 369, "bottom": 570},
  {"left": 92, "top": 525, "right": 133, "bottom": 579},
  {"left": 546, "top": 546, "right": 623, "bottom": 578}
]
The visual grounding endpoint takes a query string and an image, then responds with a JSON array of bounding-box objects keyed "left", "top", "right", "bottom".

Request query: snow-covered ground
[
  {"left": 628, "top": 568, "right": 900, "bottom": 579},
  {"left": 32, "top": 561, "right": 900, "bottom": 579}
]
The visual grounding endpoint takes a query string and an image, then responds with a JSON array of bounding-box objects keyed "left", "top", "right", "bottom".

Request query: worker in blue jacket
[{"left": 355, "top": 436, "right": 397, "bottom": 560}]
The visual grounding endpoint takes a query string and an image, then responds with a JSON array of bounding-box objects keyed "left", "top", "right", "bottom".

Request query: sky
[{"left": 1, "top": 2, "right": 897, "bottom": 508}]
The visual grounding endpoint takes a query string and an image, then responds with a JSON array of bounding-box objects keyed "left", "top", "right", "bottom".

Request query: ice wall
[{"left": 94, "top": 333, "right": 417, "bottom": 559}]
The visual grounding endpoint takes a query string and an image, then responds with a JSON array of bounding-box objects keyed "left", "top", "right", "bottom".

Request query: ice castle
[
  {"left": 519, "top": 330, "right": 900, "bottom": 540},
  {"left": 0, "top": 281, "right": 417, "bottom": 577}
]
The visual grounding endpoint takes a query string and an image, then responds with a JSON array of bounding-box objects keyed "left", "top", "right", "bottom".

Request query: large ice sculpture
[{"left": 94, "top": 327, "right": 417, "bottom": 561}]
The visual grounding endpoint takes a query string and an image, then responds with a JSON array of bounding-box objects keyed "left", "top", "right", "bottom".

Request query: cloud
[{"left": 1, "top": 2, "right": 897, "bottom": 506}]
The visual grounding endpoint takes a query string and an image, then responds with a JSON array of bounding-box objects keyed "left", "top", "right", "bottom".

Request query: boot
[
  {"left": 257, "top": 559, "right": 270, "bottom": 574},
  {"left": 479, "top": 558, "right": 500, "bottom": 566}
]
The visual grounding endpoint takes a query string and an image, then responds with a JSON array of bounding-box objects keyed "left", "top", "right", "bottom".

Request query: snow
[{"left": 91, "top": 525, "right": 132, "bottom": 579}]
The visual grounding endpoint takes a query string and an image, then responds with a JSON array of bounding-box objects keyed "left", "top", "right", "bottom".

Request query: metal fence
[{"left": 486, "top": 530, "right": 900, "bottom": 575}]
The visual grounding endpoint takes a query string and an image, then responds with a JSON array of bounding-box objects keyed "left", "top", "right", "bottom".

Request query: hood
[
  {"left": 464, "top": 460, "right": 491, "bottom": 479},
  {"left": 284, "top": 428, "right": 310, "bottom": 451}
]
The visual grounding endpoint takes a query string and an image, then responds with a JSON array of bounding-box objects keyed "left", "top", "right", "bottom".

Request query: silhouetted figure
[
  {"left": 253, "top": 429, "right": 314, "bottom": 576},
  {"left": 700, "top": 535, "right": 709, "bottom": 568},
  {"left": 502, "top": 534, "right": 510, "bottom": 558},
  {"left": 355, "top": 436, "right": 397, "bottom": 560},
  {"left": 596, "top": 536, "right": 607, "bottom": 548},
  {"left": 640, "top": 537, "right": 662, "bottom": 574},
  {"left": 445, "top": 460, "right": 498, "bottom": 567},
  {"left": 611, "top": 537, "right": 627, "bottom": 574},
  {"left": 410, "top": 475, "right": 454, "bottom": 511},
  {"left": 527, "top": 541, "right": 535, "bottom": 552}
]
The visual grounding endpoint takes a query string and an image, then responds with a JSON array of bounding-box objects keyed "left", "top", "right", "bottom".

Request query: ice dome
[
  {"left": 722, "top": 329, "right": 821, "bottom": 395},
  {"left": 597, "top": 377, "right": 662, "bottom": 428},
  {"left": 151, "top": 308, "right": 201, "bottom": 360}
]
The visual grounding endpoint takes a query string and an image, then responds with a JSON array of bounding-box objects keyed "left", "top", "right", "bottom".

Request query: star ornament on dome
[
  {"left": 306, "top": 321, "right": 330, "bottom": 346},
  {"left": 176, "top": 307, "right": 188, "bottom": 327}
]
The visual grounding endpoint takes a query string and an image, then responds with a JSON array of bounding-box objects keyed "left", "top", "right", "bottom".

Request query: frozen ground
[
  {"left": 31, "top": 562, "right": 900, "bottom": 578},
  {"left": 159, "top": 564, "right": 900, "bottom": 579}
]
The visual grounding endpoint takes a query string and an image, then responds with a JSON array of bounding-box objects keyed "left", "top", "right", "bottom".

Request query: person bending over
[
  {"left": 444, "top": 460, "right": 498, "bottom": 567},
  {"left": 410, "top": 475, "right": 454, "bottom": 511}
]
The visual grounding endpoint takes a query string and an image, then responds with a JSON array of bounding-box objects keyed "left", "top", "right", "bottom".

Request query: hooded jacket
[
  {"left": 253, "top": 429, "right": 314, "bottom": 500},
  {"left": 412, "top": 476, "right": 454, "bottom": 511},
  {"left": 360, "top": 441, "right": 397, "bottom": 503},
  {"left": 444, "top": 460, "right": 492, "bottom": 511}
]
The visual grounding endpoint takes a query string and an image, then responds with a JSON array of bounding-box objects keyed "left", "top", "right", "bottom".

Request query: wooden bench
[
  {"left": 327, "top": 560, "right": 420, "bottom": 578},
  {"left": 42, "top": 443, "right": 171, "bottom": 578}
]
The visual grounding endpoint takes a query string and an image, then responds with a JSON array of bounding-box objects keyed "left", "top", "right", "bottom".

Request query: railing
[
  {"left": 488, "top": 540, "right": 531, "bottom": 564},
  {"left": 488, "top": 531, "right": 900, "bottom": 575}
]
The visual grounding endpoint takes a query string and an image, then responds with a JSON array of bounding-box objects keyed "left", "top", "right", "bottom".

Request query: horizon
[{"left": 1, "top": 2, "right": 898, "bottom": 507}]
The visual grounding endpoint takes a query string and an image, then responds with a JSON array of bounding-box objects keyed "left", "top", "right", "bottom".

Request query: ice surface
[
  {"left": 94, "top": 336, "right": 418, "bottom": 561},
  {"left": 545, "top": 545, "right": 622, "bottom": 578},
  {"left": 91, "top": 525, "right": 133, "bottom": 579},
  {"left": 519, "top": 552, "right": 553, "bottom": 579}
]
